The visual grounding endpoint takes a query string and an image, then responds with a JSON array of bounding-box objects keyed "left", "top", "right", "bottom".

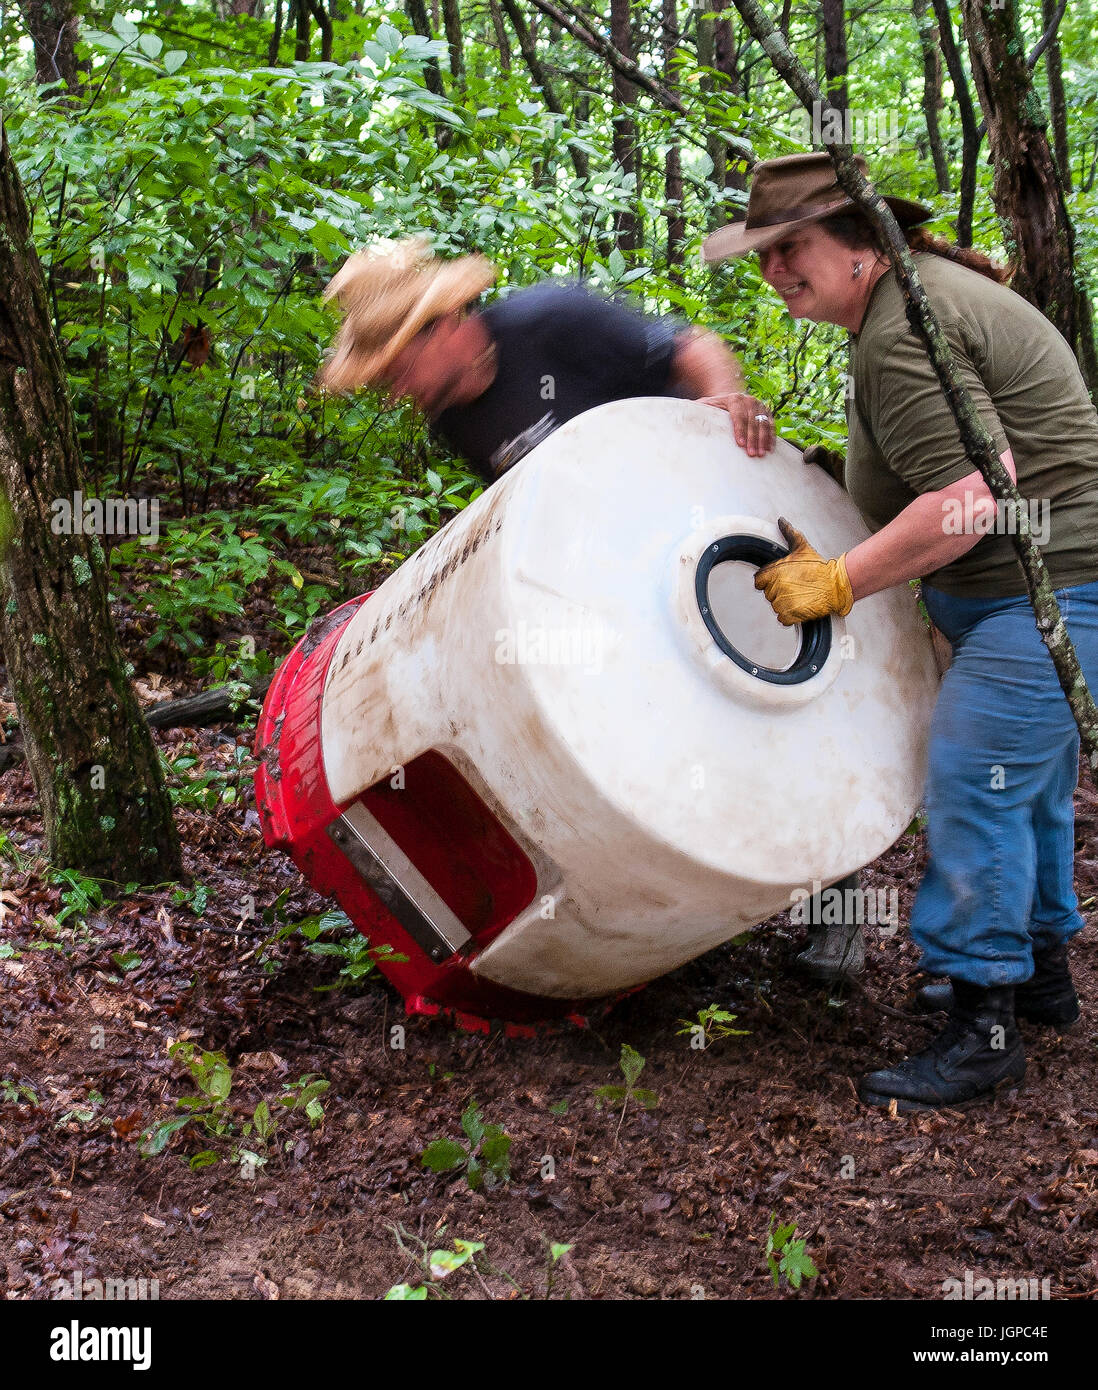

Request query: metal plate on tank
[{"left": 327, "top": 803, "right": 472, "bottom": 964}]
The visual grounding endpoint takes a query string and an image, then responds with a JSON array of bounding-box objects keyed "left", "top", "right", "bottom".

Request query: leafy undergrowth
[{"left": 2, "top": 719, "right": 1097, "bottom": 1300}]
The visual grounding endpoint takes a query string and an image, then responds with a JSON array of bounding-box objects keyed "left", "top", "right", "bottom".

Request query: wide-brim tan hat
[
  {"left": 318, "top": 237, "right": 498, "bottom": 391},
  {"left": 702, "top": 152, "right": 931, "bottom": 261}
]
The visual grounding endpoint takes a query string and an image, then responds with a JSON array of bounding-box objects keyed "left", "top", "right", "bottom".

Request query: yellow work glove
[{"left": 754, "top": 517, "right": 854, "bottom": 627}]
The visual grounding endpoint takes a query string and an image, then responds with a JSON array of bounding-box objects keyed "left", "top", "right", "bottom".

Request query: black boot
[
  {"left": 859, "top": 981, "right": 1025, "bottom": 1112},
  {"left": 915, "top": 943, "right": 1079, "bottom": 1028}
]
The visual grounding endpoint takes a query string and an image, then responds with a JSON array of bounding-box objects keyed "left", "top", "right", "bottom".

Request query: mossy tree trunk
[{"left": 0, "top": 122, "right": 181, "bottom": 880}]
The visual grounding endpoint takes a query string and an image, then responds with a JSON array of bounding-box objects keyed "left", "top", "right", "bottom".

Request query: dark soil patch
[{"left": 3, "top": 723, "right": 1097, "bottom": 1301}]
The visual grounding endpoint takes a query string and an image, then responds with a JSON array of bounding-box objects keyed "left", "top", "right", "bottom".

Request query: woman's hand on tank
[
  {"left": 698, "top": 392, "right": 776, "bottom": 458},
  {"left": 754, "top": 517, "right": 854, "bottom": 626}
]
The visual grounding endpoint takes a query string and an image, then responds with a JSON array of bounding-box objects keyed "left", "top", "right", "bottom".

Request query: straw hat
[
  {"left": 702, "top": 152, "right": 931, "bottom": 261},
  {"left": 318, "top": 237, "right": 498, "bottom": 391}
]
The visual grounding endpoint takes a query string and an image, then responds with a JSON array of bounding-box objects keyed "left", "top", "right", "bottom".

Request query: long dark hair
[{"left": 819, "top": 212, "right": 1011, "bottom": 285}]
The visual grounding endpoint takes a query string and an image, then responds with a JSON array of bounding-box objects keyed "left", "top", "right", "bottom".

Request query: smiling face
[{"left": 757, "top": 222, "right": 878, "bottom": 333}]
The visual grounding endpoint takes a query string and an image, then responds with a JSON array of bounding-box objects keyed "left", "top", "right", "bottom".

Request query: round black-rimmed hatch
[{"left": 694, "top": 535, "right": 832, "bottom": 685}]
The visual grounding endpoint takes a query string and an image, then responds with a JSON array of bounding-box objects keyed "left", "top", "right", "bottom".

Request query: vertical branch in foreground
[{"left": 727, "top": 0, "right": 1098, "bottom": 768}]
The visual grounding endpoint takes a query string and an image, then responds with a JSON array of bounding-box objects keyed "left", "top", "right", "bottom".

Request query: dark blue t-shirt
[{"left": 434, "top": 282, "right": 682, "bottom": 483}]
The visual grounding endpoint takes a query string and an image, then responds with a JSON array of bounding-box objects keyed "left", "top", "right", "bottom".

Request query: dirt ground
[{"left": 2, "top": 700, "right": 1097, "bottom": 1302}]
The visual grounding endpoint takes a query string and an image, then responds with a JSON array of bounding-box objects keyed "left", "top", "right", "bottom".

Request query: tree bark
[
  {"left": 961, "top": 0, "right": 1096, "bottom": 397},
  {"left": 440, "top": 0, "right": 465, "bottom": 86},
  {"left": 17, "top": 0, "right": 84, "bottom": 94},
  {"left": 610, "top": 0, "right": 642, "bottom": 253},
  {"left": 819, "top": 0, "right": 848, "bottom": 112},
  {"left": 487, "top": 0, "right": 512, "bottom": 70},
  {"left": 404, "top": 0, "right": 445, "bottom": 97},
  {"left": 929, "top": 0, "right": 979, "bottom": 245},
  {"left": 1041, "top": 0, "right": 1071, "bottom": 192},
  {"left": 292, "top": 0, "right": 312, "bottom": 60},
  {"left": 728, "top": 0, "right": 1098, "bottom": 774},
  {"left": 662, "top": 0, "right": 685, "bottom": 275},
  {"left": 307, "top": 0, "right": 333, "bottom": 61},
  {"left": 0, "top": 123, "right": 181, "bottom": 879},
  {"left": 912, "top": 0, "right": 950, "bottom": 193}
]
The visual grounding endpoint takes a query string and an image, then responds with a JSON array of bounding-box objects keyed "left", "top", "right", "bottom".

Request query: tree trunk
[
  {"left": 662, "top": 0, "right": 685, "bottom": 276},
  {"left": 1041, "top": 0, "right": 1071, "bottom": 192},
  {"left": 487, "top": 0, "right": 512, "bottom": 70},
  {"left": 694, "top": 2, "right": 725, "bottom": 194},
  {"left": 819, "top": 0, "right": 848, "bottom": 112},
  {"left": 294, "top": 0, "right": 311, "bottom": 60},
  {"left": 17, "top": 0, "right": 84, "bottom": 94},
  {"left": 961, "top": 0, "right": 1097, "bottom": 396},
  {"left": 912, "top": 0, "right": 950, "bottom": 193},
  {"left": 440, "top": 0, "right": 466, "bottom": 86},
  {"left": 307, "top": 0, "right": 333, "bottom": 61},
  {"left": 404, "top": 0, "right": 445, "bottom": 97},
  {"left": 610, "top": 0, "right": 642, "bottom": 253},
  {"left": 929, "top": 0, "right": 979, "bottom": 246},
  {"left": 0, "top": 124, "right": 181, "bottom": 880}
]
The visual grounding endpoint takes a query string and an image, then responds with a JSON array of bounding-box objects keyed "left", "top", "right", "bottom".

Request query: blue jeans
[{"left": 913, "top": 580, "right": 1098, "bottom": 986}]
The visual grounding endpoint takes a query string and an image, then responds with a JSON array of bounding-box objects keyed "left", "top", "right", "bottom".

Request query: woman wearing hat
[
  {"left": 318, "top": 236, "right": 776, "bottom": 482},
  {"left": 704, "top": 152, "right": 1098, "bottom": 1111}
]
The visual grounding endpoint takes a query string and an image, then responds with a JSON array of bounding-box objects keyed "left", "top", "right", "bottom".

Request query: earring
[{"left": 851, "top": 262, "right": 864, "bottom": 279}]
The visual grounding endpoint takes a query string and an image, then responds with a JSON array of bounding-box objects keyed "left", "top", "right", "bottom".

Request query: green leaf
[
  {"left": 619, "top": 1043, "right": 645, "bottom": 1089},
  {"left": 163, "top": 50, "right": 188, "bottom": 75},
  {"left": 138, "top": 33, "right": 163, "bottom": 59},
  {"left": 139, "top": 1117, "right": 189, "bottom": 1156},
  {"left": 460, "top": 1099, "right": 485, "bottom": 1149},
  {"left": 429, "top": 1240, "right": 482, "bottom": 1277},
  {"left": 420, "top": 1138, "right": 468, "bottom": 1173},
  {"left": 593, "top": 1084, "right": 626, "bottom": 1109},
  {"left": 189, "top": 1150, "right": 219, "bottom": 1170},
  {"left": 425, "top": 468, "right": 443, "bottom": 493},
  {"left": 479, "top": 1131, "right": 511, "bottom": 1179},
  {"left": 374, "top": 22, "right": 402, "bottom": 53},
  {"left": 549, "top": 1243, "right": 573, "bottom": 1262},
  {"left": 385, "top": 1283, "right": 429, "bottom": 1299},
  {"left": 608, "top": 247, "right": 626, "bottom": 280},
  {"left": 111, "top": 14, "right": 139, "bottom": 44},
  {"left": 110, "top": 951, "right": 142, "bottom": 972},
  {"left": 632, "top": 1087, "right": 659, "bottom": 1111}
]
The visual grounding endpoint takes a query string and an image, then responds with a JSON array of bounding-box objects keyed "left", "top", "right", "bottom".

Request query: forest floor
[{"left": 2, "top": 583, "right": 1098, "bottom": 1302}]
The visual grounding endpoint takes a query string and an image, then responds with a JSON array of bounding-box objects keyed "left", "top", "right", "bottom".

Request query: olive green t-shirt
[{"left": 846, "top": 252, "right": 1098, "bottom": 597}]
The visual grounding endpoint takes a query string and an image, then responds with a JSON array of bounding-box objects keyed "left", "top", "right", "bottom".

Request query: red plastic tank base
[{"left": 253, "top": 594, "right": 621, "bottom": 1034}]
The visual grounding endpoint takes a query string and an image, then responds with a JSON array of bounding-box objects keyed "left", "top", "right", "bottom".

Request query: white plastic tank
[{"left": 320, "top": 398, "right": 938, "bottom": 1001}]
